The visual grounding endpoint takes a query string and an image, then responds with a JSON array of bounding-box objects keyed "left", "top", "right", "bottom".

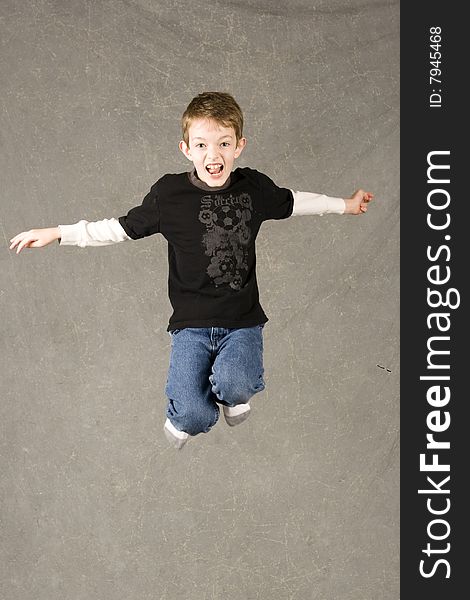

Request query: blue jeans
[{"left": 165, "top": 325, "right": 266, "bottom": 435}]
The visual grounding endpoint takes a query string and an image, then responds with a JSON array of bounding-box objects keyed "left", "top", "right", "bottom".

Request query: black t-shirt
[{"left": 118, "top": 167, "right": 294, "bottom": 331}]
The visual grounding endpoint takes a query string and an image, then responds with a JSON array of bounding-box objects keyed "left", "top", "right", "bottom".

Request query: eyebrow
[{"left": 191, "top": 135, "right": 233, "bottom": 141}]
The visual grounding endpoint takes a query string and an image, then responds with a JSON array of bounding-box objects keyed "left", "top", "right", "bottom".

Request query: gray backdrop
[{"left": 1, "top": 1, "right": 399, "bottom": 599}]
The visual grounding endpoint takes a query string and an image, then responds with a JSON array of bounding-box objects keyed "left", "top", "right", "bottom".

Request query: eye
[
  {"left": 195, "top": 143, "right": 205, "bottom": 148},
  {"left": 221, "top": 142, "right": 230, "bottom": 147}
]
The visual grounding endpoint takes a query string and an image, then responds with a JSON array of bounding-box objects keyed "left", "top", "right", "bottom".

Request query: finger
[
  {"left": 11, "top": 233, "right": 32, "bottom": 250},
  {"left": 9, "top": 234, "right": 23, "bottom": 247},
  {"left": 16, "top": 238, "right": 32, "bottom": 254},
  {"left": 10, "top": 236, "right": 26, "bottom": 250}
]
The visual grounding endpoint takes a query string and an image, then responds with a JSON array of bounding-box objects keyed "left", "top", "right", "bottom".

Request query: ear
[
  {"left": 234, "top": 137, "right": 247, "bottom": 159},
  {"left": 179, "top": 140, "right": 193, "bottom": 161}
]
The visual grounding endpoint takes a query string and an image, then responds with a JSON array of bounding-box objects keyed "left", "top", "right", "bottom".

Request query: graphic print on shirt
[{"left": 198, "top": 192, "right": 253, "bottom": 290}]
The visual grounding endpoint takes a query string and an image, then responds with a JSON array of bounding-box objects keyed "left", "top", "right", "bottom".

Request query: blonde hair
[{"left": 181, "top": 92, "right": 244, "bottom": 146}]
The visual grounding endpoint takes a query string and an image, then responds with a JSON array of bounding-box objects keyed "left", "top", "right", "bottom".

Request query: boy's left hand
[{"left": 344, "top": 189, "right": 374, "bottom": 215}]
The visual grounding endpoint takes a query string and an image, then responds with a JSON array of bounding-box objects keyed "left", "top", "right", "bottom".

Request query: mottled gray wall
[{"left": 1, "top": 1, "right": 399, "bottom": 599}]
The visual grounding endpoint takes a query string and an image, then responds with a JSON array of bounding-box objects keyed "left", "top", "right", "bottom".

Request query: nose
[{"left": 207, "top": 145, "right": 220, "bottom": 161}]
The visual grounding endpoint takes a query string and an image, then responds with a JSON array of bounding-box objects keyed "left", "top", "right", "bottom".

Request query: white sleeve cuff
[
  {"left": 290, "top": 190, "right": 345, "bottom": 216},
  {"left": 58, "top": 218, "right": 131, "bottom": 247}
]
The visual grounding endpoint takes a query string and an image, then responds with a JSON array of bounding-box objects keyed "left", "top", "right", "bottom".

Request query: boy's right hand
[{"left": 9, "top": 227, "right": 61, "bottom": 254}]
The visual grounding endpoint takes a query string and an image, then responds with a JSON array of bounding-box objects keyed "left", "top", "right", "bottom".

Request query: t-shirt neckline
[{"left": 187, "top": 168, "right": 233, "bottom": 192}]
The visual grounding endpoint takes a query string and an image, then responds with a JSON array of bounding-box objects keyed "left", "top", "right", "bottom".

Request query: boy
[{"left": 10, "top": 91, "right": 373, "bottom": 449}]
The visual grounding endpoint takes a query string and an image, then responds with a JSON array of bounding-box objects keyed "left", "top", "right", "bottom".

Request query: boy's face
[{"left": 179, "top": 118, "right": 246, "bottom": 187}]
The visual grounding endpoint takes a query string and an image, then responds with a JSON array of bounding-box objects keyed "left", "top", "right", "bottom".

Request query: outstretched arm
[
  {"left": 10, "top": 218, "right": 131, "bottom": 254},
  {"left": 290, "top": 189, "right": 374, "bottom": 217}
]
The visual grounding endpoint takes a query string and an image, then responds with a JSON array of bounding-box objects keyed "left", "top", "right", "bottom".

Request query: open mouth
[{"left": 206, "top": 163, "right": 224, "bottom": 175}]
